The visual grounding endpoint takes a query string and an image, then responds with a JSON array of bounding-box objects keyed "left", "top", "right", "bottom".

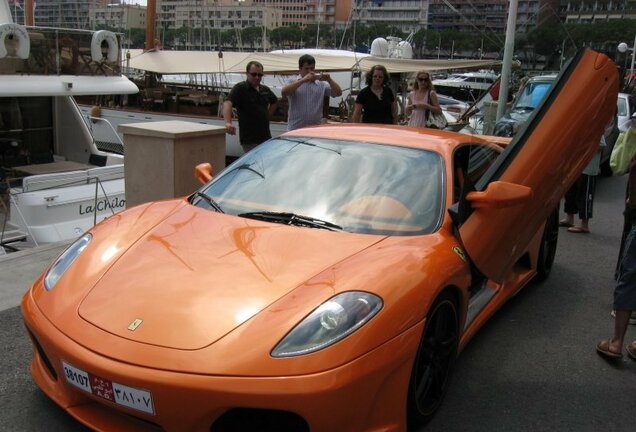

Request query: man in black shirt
[{"left": 223, "top": 61, "right": 278, "bottom": 154}]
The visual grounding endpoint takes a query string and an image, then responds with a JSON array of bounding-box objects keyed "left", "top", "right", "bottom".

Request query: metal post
[
  {"left": 630, "top": 34, "right": 636, "bottom": 84},
  {"left": 497, "top": 0, "right": 519, "bottom": 122}
]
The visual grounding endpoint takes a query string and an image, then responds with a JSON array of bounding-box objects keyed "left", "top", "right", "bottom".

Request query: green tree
[
  {"left": 241, "top": 26, "right": 263, "bottom": 50},
  {"left": 219, "top": 29, "right": 237, "bottom": 49}
]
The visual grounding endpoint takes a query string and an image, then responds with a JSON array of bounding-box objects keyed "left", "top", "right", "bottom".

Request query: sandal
[
  {"left": 558, "top": 220, "right": 573, "bottom": 228},
  {"left": 568, "top": 226, "right": 590, "bottom": 234},
  {"left": 627, "top": 341, "right": 636, "bottom": 361},
  {"left": 596, "top": 339, "right": 623, "bottom": 359}
]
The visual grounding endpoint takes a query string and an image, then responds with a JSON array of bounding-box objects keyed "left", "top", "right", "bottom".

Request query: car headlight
[
  {"left": 44, "top": 233, "right": 92, "bottom": 291},
  {"left": 271, "top": 291, "right": 383, "bottom": 357}
]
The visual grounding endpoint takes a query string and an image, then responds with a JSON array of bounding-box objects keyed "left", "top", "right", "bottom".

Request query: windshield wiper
[
  {"left": 193, "top": 191, "right": 224, "bottom": 213},
  {"left": 513, "top": 105, "right": 535, "bottom": 111},
  {"left": 279, "top": 137, "right": 342, "bottom": 156},
  {"left": 227, "top": 162, "right": 265, "bottom": 179},
  {"left": 238, "top": 211, "right": 342, "bottom": 231}
]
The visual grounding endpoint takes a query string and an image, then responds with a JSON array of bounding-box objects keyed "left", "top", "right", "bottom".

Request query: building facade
[
  {"left": 9, "top": 0, "right": 113, "bottom": 28},
  {"left": 156, "top": 0, "right": 282, "bottom": 30},
  {"left": 352, "top": 0, "right": 428, "bottom": 33},
  {"left": 427, "top": 0, "right": 561, "bottom": 33},
  {"left": 90, "top": 3, "right": 147, "bottom": 30},
  {"left": 562, "top": 0, "right": 631, "bottom": 23},
  {"left": 252, "top": 0, "right": 307, "bottom": 27}
]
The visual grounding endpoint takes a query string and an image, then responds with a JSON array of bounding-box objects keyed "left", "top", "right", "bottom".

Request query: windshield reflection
[{"left": 197, "top": 137, "right": 444, "bottom": 236}]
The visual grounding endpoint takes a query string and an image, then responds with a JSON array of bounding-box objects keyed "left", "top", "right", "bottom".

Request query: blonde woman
[{"left": 406, "top": 70, "right": 442, "bottom": 128}]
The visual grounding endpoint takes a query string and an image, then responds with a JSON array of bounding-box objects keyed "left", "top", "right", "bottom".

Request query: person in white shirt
[{"left": 282, "top": 54, "right": 342, "bottom": 131}]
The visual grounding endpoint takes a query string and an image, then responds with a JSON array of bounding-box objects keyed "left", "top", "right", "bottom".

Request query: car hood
[{"left": 77, "top": 205, "right": 384, "bottom": 350}]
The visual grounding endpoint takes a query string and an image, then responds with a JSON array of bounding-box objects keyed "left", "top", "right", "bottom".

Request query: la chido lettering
[{"left": 79, "top": 197, "right": 125, "bottom": 215}]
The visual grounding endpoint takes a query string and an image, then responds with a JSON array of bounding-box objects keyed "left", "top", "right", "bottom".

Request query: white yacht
[
  {"left": 432, "top": 70, "right": 499, "bottom": 102},
  {"left": 0, "top": 0, "right": 137, "bottom": 250}
]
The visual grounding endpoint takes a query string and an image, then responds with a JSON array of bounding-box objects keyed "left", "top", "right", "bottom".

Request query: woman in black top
[{"left": 352, "top": 65, "right": 397, "bottom": 124}]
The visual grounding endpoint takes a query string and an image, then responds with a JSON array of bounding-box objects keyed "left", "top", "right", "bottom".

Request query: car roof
[
  {"left": 527, "top": 74, "right": 557, "bottom": 82},
  {"left": 280, "top": 124, "right": 500, "bottom": 154}
]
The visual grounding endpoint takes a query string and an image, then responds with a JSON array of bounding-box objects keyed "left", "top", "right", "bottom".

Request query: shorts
[{"left": 614, "top": 224, "right": 636, "bottom": 310}]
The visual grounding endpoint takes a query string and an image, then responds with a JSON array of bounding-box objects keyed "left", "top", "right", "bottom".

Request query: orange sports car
[{"left": 22, "top": 49, "right": 617, "bottom": 432}]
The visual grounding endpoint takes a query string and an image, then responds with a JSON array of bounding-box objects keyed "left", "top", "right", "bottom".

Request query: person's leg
[
  {"left": 560, "top": 180, "right": 578, "bottom": 226},
  {"left": 240, "top": 143, "right": 259, "bottom": 154},
  {"left": 616, "top": 194, "right": 636, "bottom": 279},
  {"left": 601, "top": 224, "right": 636, "bottom": 357},
  {"left": 607, "top": 310, "right": 632, "bottom": 353},
  {"left": 575, "top": 174, "right": 595, "bottom": 232}
]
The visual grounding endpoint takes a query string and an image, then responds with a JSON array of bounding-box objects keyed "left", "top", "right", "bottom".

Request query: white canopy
[{"left": 126, "top": 49, "right": 501, "bottom": 75}]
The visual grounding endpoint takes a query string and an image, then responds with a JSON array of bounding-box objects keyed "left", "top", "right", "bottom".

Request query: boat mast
[
  {"left": 25, "top": 0, "right": 34, "bottom": 26},
  {"left": 145, "top": 0, "right": 157, "bottom": 51}
]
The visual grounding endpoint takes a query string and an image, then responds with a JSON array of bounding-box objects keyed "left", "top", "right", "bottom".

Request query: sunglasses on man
[{"left": 249, "top": 72, "right": 264, "bottom": 78}]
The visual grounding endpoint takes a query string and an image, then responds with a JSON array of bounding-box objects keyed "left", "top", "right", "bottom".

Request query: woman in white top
[{"left": 406, "top": 70, "right": 442, "bottom": 128}]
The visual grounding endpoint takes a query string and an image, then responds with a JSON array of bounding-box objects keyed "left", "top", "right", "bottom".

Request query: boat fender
[
  {"left": 91, "top": 30, "right": 118, "bottom": 63},
  {"left": 0, "top": 23, "right": 30, "bottom": 59}
]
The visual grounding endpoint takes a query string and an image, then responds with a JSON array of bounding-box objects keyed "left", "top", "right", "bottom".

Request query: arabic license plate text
[{"left": 62, "top": 361, "right": 155, "bottom": 415}]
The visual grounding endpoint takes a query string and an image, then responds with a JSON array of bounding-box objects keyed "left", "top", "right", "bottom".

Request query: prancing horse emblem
[
  {"left": 452, "top": 246, "right": 467, "bottom": 262},
  {"left": 127, "top": 318, "right": 143, "bottom": 331}
]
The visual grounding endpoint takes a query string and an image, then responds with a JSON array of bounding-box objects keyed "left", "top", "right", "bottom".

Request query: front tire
[{"left": 407, "top": 291, "right": 459, "bottom": 427}]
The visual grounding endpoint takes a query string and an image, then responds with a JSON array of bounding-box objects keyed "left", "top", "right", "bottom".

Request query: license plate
[{"left": 62, "top": 361, "right": 155, "bottom": 415}]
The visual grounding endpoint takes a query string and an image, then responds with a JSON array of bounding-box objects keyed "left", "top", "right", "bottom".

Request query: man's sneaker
[{"left": 610, "top": 310, "right": 636, "bottom": 325}]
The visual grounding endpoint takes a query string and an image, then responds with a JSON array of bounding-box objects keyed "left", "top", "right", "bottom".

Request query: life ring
[
  {"left": 0, "top": 23, "right": 30, "bottom": 59},
  {"left": 91, "top": 30, "right": 119, "bottom": 63}
]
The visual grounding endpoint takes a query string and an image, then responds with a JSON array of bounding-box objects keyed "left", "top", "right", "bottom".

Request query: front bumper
[{"left": 22, "top": 289, "right": 423, "bottom": 432}]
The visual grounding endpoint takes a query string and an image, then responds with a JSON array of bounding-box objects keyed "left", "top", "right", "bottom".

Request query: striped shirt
[{"left": 286, "top": 75, "right": 331, "bottom": 131}]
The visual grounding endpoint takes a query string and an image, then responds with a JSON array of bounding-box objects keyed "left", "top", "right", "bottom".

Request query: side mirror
[
  {"left": 194, "top": 163, "right": 213, "bottom": 185},
  {"left": 466, "top": 181, "right": 532, "bottom": 209}
]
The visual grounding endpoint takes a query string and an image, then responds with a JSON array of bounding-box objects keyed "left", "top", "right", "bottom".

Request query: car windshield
[
  {"left": 195, "top": 137, "right": 444, "bottom": 236},
  {"left": 513, "top": 81, "right": 552, "bottom": 110}
]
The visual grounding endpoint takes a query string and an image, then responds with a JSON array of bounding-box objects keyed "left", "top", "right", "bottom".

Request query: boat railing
[
  {"left": 85, "top": 116, "right": 125, "bottom": 155},
  {"left": 0, "top": 26, "right": 121, "bottom": 76},
  {"left": 16, "top": 164, "right": 124, "bottom": 193}
]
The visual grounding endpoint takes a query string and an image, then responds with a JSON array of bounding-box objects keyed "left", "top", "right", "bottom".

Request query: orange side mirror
[
  {"left": 194, "top": 163, "right": 213, "bottom": 185},
  {"left": 466, "top": 181, "right": 532, "bottom": 209}
]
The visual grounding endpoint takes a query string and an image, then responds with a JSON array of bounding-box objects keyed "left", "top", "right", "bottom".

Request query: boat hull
[{"left": 10, "top": 176, "right": 125, "bottom": 244}]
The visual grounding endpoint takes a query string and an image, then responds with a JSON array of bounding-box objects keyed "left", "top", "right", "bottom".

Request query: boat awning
[{"left": 125, "top": 49, "right": 501, "bottom": 75}]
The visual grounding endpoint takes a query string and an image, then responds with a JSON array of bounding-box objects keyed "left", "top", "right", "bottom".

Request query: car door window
[{"left": 453, "top": 144, "right": 502, "bottom": 203}]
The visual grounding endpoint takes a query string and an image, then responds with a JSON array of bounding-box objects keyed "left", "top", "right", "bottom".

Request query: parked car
[
  {"left": 617, "top": 92, "right": 635, "bottom": 132},
  {"left": 437, "top": 94, "right": 469, "bottom": 118},
  {"left": 22, "top": 49, "right": 618, "bottom": 431},
  {"left": 494, "top": 73, "right": 619, "bottom": 175},
  {"left": 493, "top": 74, "right": 557, "bottom": 137}
]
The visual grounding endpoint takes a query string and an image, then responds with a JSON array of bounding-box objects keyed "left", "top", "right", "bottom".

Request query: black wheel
[
  {"left": 407, "top": 291, "right": 459, "bottom": 427},
  {"left": 535, "top": 209, "right": 559, "bottom": 281}
]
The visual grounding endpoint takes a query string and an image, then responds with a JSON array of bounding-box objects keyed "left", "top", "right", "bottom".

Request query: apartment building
[
  {"left": 9, "top": 0, "right": 112, "bottom": 28},
  {"left": 428, "top": 0, "right": 561, "bottom": 32},
  {"left": 352, "top": 0, "right": 428, "bottom": 33},
  {"left": 90, "top": 3, "right": 147, "bottom": 30},
  {"left": 562, "top": 0, "right": 632, "bottom": 23},
  {"left": 155, "top": 0, "right": 282, "bottom": 31},
  {"left": 252, "top": 0, "right": 307, "bottom": 27}
]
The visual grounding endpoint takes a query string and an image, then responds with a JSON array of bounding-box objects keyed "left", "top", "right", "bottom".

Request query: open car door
[{"left": 454, "top": 49, "right": 618, "bottom": 283}]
